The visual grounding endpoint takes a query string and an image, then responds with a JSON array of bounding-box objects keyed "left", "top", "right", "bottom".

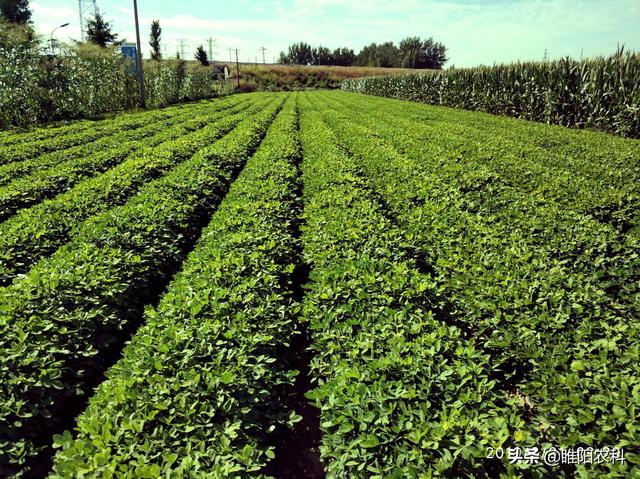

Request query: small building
[{"left": 211, "top": 65, "right": 229, "bottom": 80}]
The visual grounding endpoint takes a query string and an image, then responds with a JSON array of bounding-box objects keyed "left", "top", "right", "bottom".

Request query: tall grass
[{"left": 342, "top": 50, "right": 640, "bottom": 138}]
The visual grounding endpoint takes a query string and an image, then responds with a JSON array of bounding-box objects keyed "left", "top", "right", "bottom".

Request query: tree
[
  {"left": 279, "top": 42, "right": 313, "bottom": 65},
  {"left": 376, "top": 41, "right": 400, "bottom": 67},
  {"left": 331, "top": 47, "right": 355, "bottom": 66},
  {"left": 399, "top": 36, "right": 447, "bottom": 69},
  {"left": 0, "top": 16, "right": 35, "bottom": 47},
  {"left": 0, "top": 0, "right": 31, "bottom": 24},
  {"left": 86, "top": 11, "right": 118, "bottom": 48},
  {"left": 149, "top": 19, "right": 161, "bottom": 61},
  {"left": 356, "top": 43, "right": 378, "bottom": 66},
  {"left": 176, "top": 54, "right": 186, "bottom": 90},
  {"left": 195, "top": 45, "right": 209, "bottom": 66},
  {"left": 278, "top": 50, "right": 289, "bottom": 65},
  {"left": 312, "top": 45, "right": 332, "bottom": 65},
  {"left": 422, "top": 37, "right": 447, "bottom": 69}
]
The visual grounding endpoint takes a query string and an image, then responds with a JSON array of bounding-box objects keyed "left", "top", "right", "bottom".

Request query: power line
[
  {"left": 133, "top": 0, "right": 145, "bottom": 108},
  {"left": 176, "top": 39, "right": 188, "bottom": 59},
  {"left": 259, "top": 46, "right": 267, "bottom": 64},
  {"left": 207, "top": 37, "right": 217, "bottom": 62},
  {"left": 234, "top": 48, "right": 241, "bottom": 87},
  {"left": 78, "top": 0, "right": 98, "bottom": 42}
]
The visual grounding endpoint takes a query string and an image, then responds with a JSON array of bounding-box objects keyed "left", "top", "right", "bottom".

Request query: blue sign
[{"left": 121, "top": 43, "right": 139, "bottom": 75}]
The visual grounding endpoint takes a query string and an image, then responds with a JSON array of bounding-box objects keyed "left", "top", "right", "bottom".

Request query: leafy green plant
[
  {"left": 342, "top": 50, "right": 640, "bottom": 138},
  {"left": 306, "top": 90, "right": 640, "bottom": 477},
  {"left": 0, "top": 93, "right": 285, "bottom": 476},
  {"left": 50, "top": 95, "right": 303, "bottom": 478},
  {"left": 0, "top": 95, "right": 267, "bottom": 285}
]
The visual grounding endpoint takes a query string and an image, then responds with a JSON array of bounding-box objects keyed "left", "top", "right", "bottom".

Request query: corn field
[
  {"left": 342, "top": 50, "right": 640, "bottom": 138},
  {"left": 0, "top": 45, "right": 231, "bottom": 130}
]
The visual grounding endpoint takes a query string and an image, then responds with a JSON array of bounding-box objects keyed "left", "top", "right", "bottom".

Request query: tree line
[{"left": 278, "top": 37, "right": 448, "bottom": 69}]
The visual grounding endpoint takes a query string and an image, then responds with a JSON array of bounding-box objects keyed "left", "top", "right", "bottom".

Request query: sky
[{"left": 31, "top": 0, "right": 640, "bottom": 67}]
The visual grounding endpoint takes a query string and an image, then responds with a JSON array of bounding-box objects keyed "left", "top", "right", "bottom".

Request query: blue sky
[{"left": 32, "top": 0, "right": 640, "bottom": 67}]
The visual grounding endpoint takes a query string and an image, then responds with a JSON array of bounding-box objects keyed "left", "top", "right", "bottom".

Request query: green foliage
[
  {"left": 0, "top": 0, "right": 31, "bottom": 24},
  {"left": 398, "top": 36, "right": 447, "bottom": 69},
  {"left": 195, "top": 44, "right": 209, "bottom": 66},
  {"left": 0, "top": 90, "right": 638, "bottom": 478},
  {"left": 342, "top": 49, "right": 640, "bottom": 138},
  {"left": 0, "top": 44, "right": 228, "bottom": 129},
  {"left": 302, "top": 89, "right": 640, "bottom": 477},
  {"left": 85, "top": 11, "right": 118, "bottom": 48},
  {"left": 50, "top": 95, "right": 301, "bottom": 478},
  {"left": 279, "top": 38, "right": 446, "bottom": 69},
  {"left": 149, "top": 19, "right": 161, "bottom": 61},
  {"left": 0, "top": 17, "right": 34, "bottom": 48},
  {"left": 0, "top": 94, "right": 284, "bottom": 476},
  {"left": 356, "top": 41, "right": 401, "bottom": 68},
  {"left": 0, "top": 100, "right": 245, "bottom": 223},
  {"left": 331, "top": 47, "right": 356, "bottom": 66},
  {"left": 0, "top": 95, "right": 264, "bottom": 286},
  {"left": 297, "top": 95, "right": 527, "bottom": 477},
  {"left": 281, "top": 41, "right": 314, "bottom": 65},
  {"left": 278, "top": 42, "right": 357, "bottom": 67}
]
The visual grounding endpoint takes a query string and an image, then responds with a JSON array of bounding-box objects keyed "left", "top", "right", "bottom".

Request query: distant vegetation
[
  {"left": 278, "top": 36, "right": 448, "bottom": 69},
  {"left": 343, "top": 49, "right": 640, "bottom": 138},
  {"left": 223, "top": 63, "right": 430, "bottom": 92},
  {"left": 0, "top": 0, "right": 31, "bottom": 24},
  {"left": 0, "top": 7, "right": 229, "bottom": 129}
]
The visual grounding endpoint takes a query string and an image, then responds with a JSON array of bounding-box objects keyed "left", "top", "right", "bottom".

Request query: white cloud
[{"left": 29, "top": 0, "right": 640, "bottom": 66}]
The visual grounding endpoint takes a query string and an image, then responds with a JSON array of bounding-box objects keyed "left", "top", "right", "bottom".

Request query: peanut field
[{"left": 0, "top": 90, "right": 638, "bottom": 478}]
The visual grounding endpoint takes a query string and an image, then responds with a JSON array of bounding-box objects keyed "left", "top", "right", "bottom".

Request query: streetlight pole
[
  {"left": 50, "top": 23, "right": 69, "bottom": 55},
  {"left": 132, "top": 0, "right": 146, "bottom": 108}
]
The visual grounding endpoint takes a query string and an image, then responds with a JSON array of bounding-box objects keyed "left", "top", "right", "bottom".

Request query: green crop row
[
  {"left": 319, "top": 91, "right": 640, "bottom": 224},
  {"left": 0, "top": 94, "right": 273, "bottom": 286},
  {"left": 0, "top": 94, "right": 285, "bottom": 477},
  {"left": 0, "top": 103, "right": 195, "bottom": 166},
  {"left": 0, "top": 96, "right": 255, "bottom": 222},
  {"left": 0, "top": 96, "right": 221, "bottom": 148},
  {"left": 307, "top": 91, "right": 639, "bottom": 476},
  {"left": 329, "top": 90, "right": 640, "bottom": 181},
  {"left": 0, "top": 119, "right": 98, "bottom": 148},
  {"left": 342, "top": 51, "right": 640, "bottom": 138},
  {"left": 315, "top": 91, "right": 640, "bottom": 242},
  {"left": 0, "top": 95, "right": 253, "bottom": 187},
  {"left": 297, "top": 95, "right": 534, "bottom": 478},
  {"left": 49, "top": 95, "right": 302, "bottom": 479}
]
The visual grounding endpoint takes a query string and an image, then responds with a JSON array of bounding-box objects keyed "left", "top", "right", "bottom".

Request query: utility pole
[
  {"left": 177, "top": 39, "right": 188, "bottom": 59},
  {"left": 543, "top": 48, "right": 548, "bottom": 62},
  {"left": 229, "top": 47, "right": 233, "bottom": 63},
  {"left": 259, "top": 46, "right": 267, "bottom": 64},
  {"left": 235, "top": 49, "right": 240, "bottom": 87},
  {"left": 132, "top": 0, "right": 145, "bottom": 108},
  {"left": 78, "top": 0, "right": 98, "bottom": 42},
  {"left": 207, "top": 37, "right": 216, "bottom": 62}
]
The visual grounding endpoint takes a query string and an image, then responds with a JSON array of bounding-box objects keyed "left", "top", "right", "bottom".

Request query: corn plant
[{"left": 342, "top": 49, "right": 640, "bottom": 138}]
